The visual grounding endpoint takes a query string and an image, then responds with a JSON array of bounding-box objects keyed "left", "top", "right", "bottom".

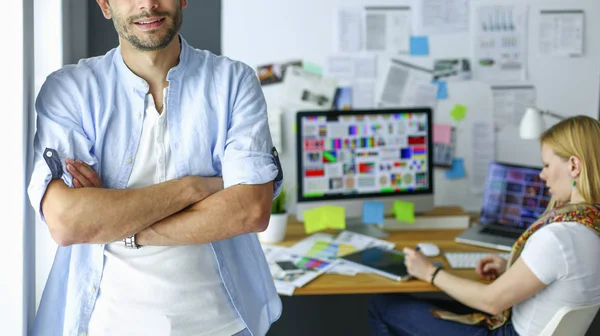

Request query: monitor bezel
[{"left": 295, "top": 108, "right": 434, "bottom": 203}]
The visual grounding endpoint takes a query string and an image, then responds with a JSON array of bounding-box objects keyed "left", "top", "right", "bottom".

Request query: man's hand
[
  {"left": 66, "top": 158, "right": 104, "bottom": 188},
  {"left": 475, "top": 254, "right": 507, "bottom": 281}
]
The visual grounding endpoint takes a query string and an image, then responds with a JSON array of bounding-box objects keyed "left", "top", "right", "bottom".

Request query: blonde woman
[{"left": 369, "top": 115, "right": 600, "bottom": 336}]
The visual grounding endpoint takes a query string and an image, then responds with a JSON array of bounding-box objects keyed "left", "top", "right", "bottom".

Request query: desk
[{"left": 276, "top": 217, "right": 501, "bottom": 295}]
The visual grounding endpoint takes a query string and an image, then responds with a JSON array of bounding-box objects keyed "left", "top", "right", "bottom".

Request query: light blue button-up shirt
[{"left": 27, "top": 36, "right": 283, "bottom": 336}]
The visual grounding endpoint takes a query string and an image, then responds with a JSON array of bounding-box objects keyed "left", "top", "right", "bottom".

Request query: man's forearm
[
  {"left": 136, "top": 182, "right": 273, "bottom": 246},
  {"left": 432, "top": 270, "right": 496, "bottom": 315},
  {"left": 42, "top": 177, "right": 208, "bottom": 245}
]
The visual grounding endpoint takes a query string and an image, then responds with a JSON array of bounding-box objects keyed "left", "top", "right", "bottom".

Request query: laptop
[{"left": 455, "top": 161, "right": 550, "bottom": 251}]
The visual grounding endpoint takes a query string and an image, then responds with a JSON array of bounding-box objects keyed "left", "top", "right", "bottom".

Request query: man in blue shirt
[{"left": 27, "top": 0, "right": 283, "bottom": 335}]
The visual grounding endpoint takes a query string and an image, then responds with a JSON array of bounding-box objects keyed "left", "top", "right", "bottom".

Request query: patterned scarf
[{"left": 430, "top": 202, "right": 600, "bottom": 329}]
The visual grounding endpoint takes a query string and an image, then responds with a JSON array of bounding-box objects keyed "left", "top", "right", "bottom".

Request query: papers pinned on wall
[
  {"left": 492, "top": 85, "right": 536, "bottom": 129},
  {"left": 365, "top": 6, "right": 411, "bottom": 54},
  {"left": 335, "top": 7, "right": 364, "bottom": 52},
  {"left": 471, "top": 121, "right": 496, "bottom": 194},
  {"left": 539, "top": 10, "right": 585, "bottom": 57},
  {"left": 472, "top": 3, "right": 528, "bottom": 82},
  {"left": 282, "top": 66, "right": 338, "bottom": 111},
  {"left": 325, "top": 54, "right": 378, "bottom": 109},
  {"left": 411, "top": 0, "right": 469, "bottom": 35},
  {"left": 379, "top": 59, "right": 437, "bottom": 109}
]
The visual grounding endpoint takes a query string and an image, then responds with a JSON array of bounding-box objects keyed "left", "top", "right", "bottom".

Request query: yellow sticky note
[
  {"left": 450, "top": 104, "right": 467, "bottom": 121},
  {"left": 303, "top": 206, "right": 346, "bottom": 234},
  {"left": 393, "top": 201, "right": 415, "bottom": 224}
]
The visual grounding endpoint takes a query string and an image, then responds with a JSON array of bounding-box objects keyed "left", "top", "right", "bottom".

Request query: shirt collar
[{"left": 113, "top": 34, "right": 190, "bottom": 93}]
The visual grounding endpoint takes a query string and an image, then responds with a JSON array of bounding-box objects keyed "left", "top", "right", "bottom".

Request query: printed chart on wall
[{"left": 472, "top": 3, "right": 528, "bottom": 82}]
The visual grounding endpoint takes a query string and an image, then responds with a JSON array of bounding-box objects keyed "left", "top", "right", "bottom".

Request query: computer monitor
[{"left": 295, "top": 108, "right": 434, "bottom": 222}]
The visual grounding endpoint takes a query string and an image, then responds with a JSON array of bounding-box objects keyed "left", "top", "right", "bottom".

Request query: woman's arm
[{"left": 404, "top": 248, "right": 546, "bottom": 315}]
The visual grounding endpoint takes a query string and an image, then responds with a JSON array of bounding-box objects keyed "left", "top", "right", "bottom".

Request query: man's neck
[{"left": 120, "top": 36, "right": 181, "bottom": 88}]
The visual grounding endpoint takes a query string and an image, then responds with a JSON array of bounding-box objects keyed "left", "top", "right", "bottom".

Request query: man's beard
[{"left": 111, "top": 7, "right": 182, "bottom": 51}]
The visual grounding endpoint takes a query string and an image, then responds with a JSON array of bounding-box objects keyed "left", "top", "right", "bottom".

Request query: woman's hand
[
  {"left": 402, "top": 247, "right": 437, "bottom": 282},
  {"left": 475, "top": 254, "right": 507, "bottom": 280}
]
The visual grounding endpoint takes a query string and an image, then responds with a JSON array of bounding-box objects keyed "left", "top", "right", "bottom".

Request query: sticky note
[
  {"left": 362, "top": 201, "right": 385, "bottom": 225},
  {"left": 436, "top": 81, "right": 448, "bottom": 100},
  {"left": 303, "top": 62, "right": 323, "bottom": 76},
  {"left": 303, "top": 206, "right": 346, "bottom": 234},
  {"left": 450, "top": 104, "right": 468, "bottom": 121},
  {"left": 433, "top": 123, "right": 452, "bottom": 144},
  {"left": 393, "top": 201, "right": 415, "bottom": 224},
  {"left": 410, "top": 36, "right": 429, "bottom": 56},
  {"left": 445, "top": 158, "right": 466, "bottom": 180}
]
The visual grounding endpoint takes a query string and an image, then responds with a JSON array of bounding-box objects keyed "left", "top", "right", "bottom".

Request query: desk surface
[{"left": 276, "top": 217, "right": 501, "bottom": 295}]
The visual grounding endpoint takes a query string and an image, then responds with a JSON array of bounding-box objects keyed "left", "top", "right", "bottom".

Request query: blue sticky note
[
  {"left": 446, "top": 158, "right": 466, "bottom": 180},
  {"left": 436, "top": 81, "right": 448, "bottom": 100},
  {"left": 410, "top": 36, "right": 429, "bottom": 56},
  {"left": 363, "top": 201, "right": 385, "bottom": 225}
]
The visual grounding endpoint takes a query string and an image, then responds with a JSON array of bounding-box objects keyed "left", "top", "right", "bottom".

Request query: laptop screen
[{"left": 480, "top": 162, "right": 551, "bottom": 229}]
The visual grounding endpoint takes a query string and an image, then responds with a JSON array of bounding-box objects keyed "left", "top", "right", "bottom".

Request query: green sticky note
[
  {"left": 303, "top": 62, "right": 323, "bottom": 76},
  {"left": 393, "top": 201, "right": 415, "bottom": 224},
  {"left": 303, "top": 206, "right": 346, "bottom": 234},
  {"left": 450, "top": 104, "right": 467, "bottom": 121}
]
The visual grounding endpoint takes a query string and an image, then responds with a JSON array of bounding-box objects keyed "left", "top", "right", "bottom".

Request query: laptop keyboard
[{"left": 480, "top": 227, "right": 522, "bottom": 239}]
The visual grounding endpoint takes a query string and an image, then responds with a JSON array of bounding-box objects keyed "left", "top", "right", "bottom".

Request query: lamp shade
[{"left": 520, "top": 107, "right": 546, "bottom": 139}]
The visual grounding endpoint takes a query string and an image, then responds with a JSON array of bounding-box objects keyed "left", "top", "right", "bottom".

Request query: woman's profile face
[{"left": 540, "top": 143, "right": 573, "bottom": 202}]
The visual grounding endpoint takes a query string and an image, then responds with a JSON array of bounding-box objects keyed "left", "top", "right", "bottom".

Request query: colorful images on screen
[{"left": 301, "top": 112, "right": 430, "bottom": 198}]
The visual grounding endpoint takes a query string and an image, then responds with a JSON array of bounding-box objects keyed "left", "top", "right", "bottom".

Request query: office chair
[{"left": 539, "top": 303, "right": 600, "bottom": 336}]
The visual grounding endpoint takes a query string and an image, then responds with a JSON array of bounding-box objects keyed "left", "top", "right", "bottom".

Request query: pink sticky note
[{"left": 433, "top": 124, "right": 452, "bottom": 144}]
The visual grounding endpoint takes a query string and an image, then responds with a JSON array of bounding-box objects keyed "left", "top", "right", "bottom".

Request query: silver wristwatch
[{"left": 123, "top": 234, "right": 140, "bottom": 249}]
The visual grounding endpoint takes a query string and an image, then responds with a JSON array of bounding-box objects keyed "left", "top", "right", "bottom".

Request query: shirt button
[
  {"left": 158, "top": 158, "right": 164, "bottom": 163},
  {"left": 126, "top": 157, "right": 132, "bottom": 164},
  {"left": 135, "top": 113, "right": 141, "bottom": 119},
  {"left": 81, "top": 333, "right": 87, "bottom": 336},
  {"left": 90, "top": 286, "right": 96, "bottom": 293},
  {"left": 46, "top": 151, "right": 53, "bottom": 157},
  {"left": 142, "top": 81, "right": 148, "bottom": 87}
]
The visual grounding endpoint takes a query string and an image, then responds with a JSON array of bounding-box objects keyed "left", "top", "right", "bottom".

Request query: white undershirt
[
  {"left": 88, "top": 90, "right": 245, "bottom": 336},
  {"left": 512, "top": 222, "right": 600, "bottom": 336}
]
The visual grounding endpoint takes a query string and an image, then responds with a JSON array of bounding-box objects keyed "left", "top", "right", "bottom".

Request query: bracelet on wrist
[{"left": 431, "top": 266, "right": 443, "bottom": 286}]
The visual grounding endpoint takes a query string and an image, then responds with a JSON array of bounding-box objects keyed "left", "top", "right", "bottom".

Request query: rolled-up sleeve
[
  {"left": 27, "top": 72, "right": 98, "bottom": 224},
  {"left": 222, "top": 66, "right": 283, "bottom": 199}
]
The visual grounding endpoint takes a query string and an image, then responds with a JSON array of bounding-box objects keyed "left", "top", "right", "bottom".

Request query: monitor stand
[{"left": 344, "top": 218, "right": 389, "bottom": 239}]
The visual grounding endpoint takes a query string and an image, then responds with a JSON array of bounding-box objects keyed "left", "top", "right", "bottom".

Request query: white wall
[
  {"left": 1, "top": 0, "right": 34, "bottom": 334},
  {"left": 223, "top": 0, "right": 600, "bottom": 212},
  {"left": 34, "top": 0, "right": 64, "bottom": 311}
]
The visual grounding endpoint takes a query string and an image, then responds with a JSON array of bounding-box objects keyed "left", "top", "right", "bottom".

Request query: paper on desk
[
  {"left": 262, "top": 245, "right": 335, "bottom": 288},
  {"left": 539, "top": 10, "right": 584, "bottom": 57},
  {"left": 288, "top": 233, "right": 352, "bottom": 261},
  {"left": 473, "top": 3, "right": 528, "bottom": 82},
  {"left": 492, "top": 86, "right": 536, "bottom": 129},
  {"left": 326, "top": 260, "right": 365, "bottom": 276},
  {"left": 393, "top": 201, "right": 415, "bottom": 224},
  {"left": 303, "top": 205, "right": 346, "bottom": 234},
  {"left": 471, "top": 121, "right": 495, "bottom": 194},
  {"left": 274, "top": 282, "right": 296, "bottom": 296},
  {"left": 379, "top": 59, "right": 437, "bottom": 109},
  {"left": 334, "top": 231, "right": 395, "bottom": 251},
  {"left": 411, "top": 0, "right": 469, "bottom": 35},
  {"left": 334, "top": 7, "right": 364, "bottom": 52},
  {"left": 282, "top": 66, "right": 338, "bottom": 111},
  {"left": 365, "top": 7, "right": 411, "bottom": 54}
]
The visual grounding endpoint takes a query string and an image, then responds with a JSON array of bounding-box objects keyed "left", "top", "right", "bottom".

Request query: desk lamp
[{"left": 519, "top": 107, "right": 565, "bottom": 139}]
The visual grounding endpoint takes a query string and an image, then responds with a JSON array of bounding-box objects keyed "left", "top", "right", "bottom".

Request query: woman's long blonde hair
[{"left": 540, "top": 115, "right": 600, "bottom": 207}]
